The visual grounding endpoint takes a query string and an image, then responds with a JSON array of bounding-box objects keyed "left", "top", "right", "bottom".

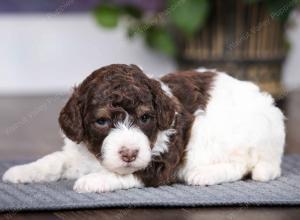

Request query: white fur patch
[
  {"left": 196, "top": 67, "right": 217, "bottom": 73},
  {"left": 158, "top": 80, "right": 173, "bottom": 97},
  {"left": 152, "top": 128, "right": 176, "bottom": 156},
  {"left": 114, "top": 113, "right": 132, "bottom": 129},
  {"left": 193, "top": 109, "right": 205, "bottom": 116},
  {"left": 136, "top": 64, "right": 144, "bottom": 71}
]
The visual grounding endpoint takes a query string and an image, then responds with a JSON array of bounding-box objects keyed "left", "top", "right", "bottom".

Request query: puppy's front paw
[
  {"left": 73, "top": 173, "right": 112, "bottom": 193},
  {"left": 185, "top": 170, "right": 220, "bottom": 186},
  {"left": 2, "top": 165, "right": 34, "bottom": 184},
  {"left": 187, "top": 174, "right": 217, "bottom": 186},
  {"left": 2, "top": 162, "right": 61, "bottom": 183}
]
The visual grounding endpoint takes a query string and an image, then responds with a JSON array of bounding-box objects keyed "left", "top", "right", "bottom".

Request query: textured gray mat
[{"left": 0, "top": 155, "right": 300, "bottom": 212}]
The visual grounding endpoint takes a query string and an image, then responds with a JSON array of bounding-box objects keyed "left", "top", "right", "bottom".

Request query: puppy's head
[{"left": 59, "top": 64, "right": 175, "bottom": 175}]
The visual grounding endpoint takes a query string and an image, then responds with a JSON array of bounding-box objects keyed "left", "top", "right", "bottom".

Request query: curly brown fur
[{"left": 161, "top": 70, "right": 216, "bottom": 113}]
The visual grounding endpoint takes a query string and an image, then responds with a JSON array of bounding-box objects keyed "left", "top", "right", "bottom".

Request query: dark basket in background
[{"left": 178, "top": 0, "right": 286, "bottom": 99}]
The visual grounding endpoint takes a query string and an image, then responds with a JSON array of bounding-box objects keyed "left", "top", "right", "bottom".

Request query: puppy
[{"left": 2, "top": 64, "right": 285, "bottom": 193}]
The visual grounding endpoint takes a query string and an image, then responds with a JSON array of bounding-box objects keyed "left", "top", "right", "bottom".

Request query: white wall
[
  {"left": 0, "top": 13, "right": 176, "bottom": 95},
  {"left": 0, "top": 12, "right": 299, "bottom": 95}
]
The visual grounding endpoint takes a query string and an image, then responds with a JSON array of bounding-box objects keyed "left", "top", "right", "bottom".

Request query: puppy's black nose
[{"left": 119, "top": 147, "right": 139, "bottom": 163}]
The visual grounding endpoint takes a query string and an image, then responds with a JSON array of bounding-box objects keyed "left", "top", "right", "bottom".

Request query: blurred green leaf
[
  {"left": 145, "top": 27, "right": 177, "bottom": 56},
  {"left": 266, "top": 0, "right": 294, "bottom": 22},
  {"left": 127, "top": 25, "right": 141, "bottom": 38},
  {"left": 168, "top": 0, "right": 210, "bottom": 36},
  {"left": 121, "top": 5, "right": 142, "bottom": 19},
  {"left": 93, "top": 4, "right": 120, "bottom": 28}
]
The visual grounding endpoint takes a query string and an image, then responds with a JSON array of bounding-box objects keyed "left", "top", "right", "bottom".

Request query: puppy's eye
[
  {"left": 140, "top": 114, "right": 151, "bottom": 124},
  {"left": 96, "top": 118, "right": 110, "bottom": 127}
]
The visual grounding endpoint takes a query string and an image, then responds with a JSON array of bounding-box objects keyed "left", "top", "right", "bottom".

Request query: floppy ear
[
  {"left": 59, "top": 88, "right": 84, "bottom": 143},
  {"left": 148, "top": 79, "right": 176, "bottom": 130}
]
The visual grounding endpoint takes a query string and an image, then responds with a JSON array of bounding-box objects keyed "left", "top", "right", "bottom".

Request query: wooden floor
[{"left": 0, "top": 91, "right": 299, "bottom": 219}]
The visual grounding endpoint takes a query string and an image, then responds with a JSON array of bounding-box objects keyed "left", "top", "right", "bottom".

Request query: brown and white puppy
[{"left": 2, "top": 64, "right": 285, "bottom": 193}]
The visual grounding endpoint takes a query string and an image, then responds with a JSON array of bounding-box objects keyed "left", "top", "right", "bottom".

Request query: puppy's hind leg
[
  {"left": 182, "top": 162, "right": 249, "bottom": 186},
  {"left": 251, "top": 156, "right": 281, "bottom": 182},
  {"left": 251, "top": 143, "right": 283, "bottom": 182}
]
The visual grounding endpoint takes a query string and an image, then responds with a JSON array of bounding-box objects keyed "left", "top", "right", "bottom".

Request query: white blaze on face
[{"left": 101, "top": 117, "right": 152, "bottom": 175}]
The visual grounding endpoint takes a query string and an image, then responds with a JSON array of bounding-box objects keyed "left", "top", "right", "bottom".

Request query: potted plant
[{"left": 93, "top": 0, "right": 300, "bottom": 98}]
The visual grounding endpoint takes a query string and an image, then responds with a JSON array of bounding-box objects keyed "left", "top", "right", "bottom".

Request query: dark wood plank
[
  {"left": 1, "top": 207, "right": 300, "bottom": 220},
  {"left": 53, "top": 207, "right": 300, "bottom": 220},
  {"left": 0, "top": 212, "right": 60, "bottom": 220},
  {"left": 0, "top": 95, "right": 67, "bottom": 160}
]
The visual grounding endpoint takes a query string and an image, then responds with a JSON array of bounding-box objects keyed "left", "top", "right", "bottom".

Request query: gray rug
[{"left": 0, "top": 155, "right": 300, "bottom": 212}]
